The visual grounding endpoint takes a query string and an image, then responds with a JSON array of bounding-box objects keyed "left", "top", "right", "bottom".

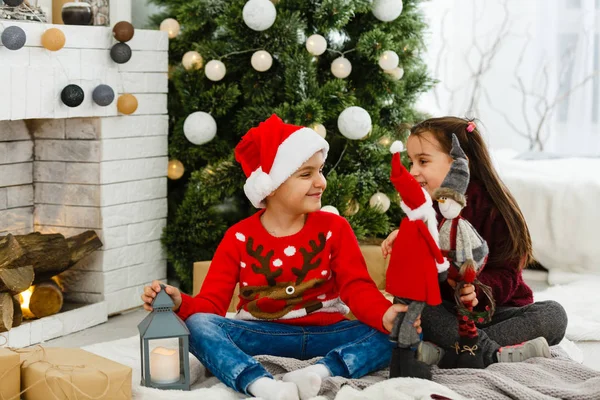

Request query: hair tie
[{"left": 466, "top": 121, "right": 476, "bottom": 133}]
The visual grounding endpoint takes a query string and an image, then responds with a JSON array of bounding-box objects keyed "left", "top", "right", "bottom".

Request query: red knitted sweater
[{"left": 177, "top": 210, "right": 392, "bottom": 332}]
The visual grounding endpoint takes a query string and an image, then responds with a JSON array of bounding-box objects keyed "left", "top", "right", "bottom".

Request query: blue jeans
[{"left": 186, "top": 313, "right": 394, "bottom": 395}]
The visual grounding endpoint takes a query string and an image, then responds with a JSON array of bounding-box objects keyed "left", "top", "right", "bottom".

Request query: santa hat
[
  {"left": 390, "top": 141, "right": 433, "bottom": 221},
  {"left": 234, "top": 114, "right": 329, "bottom": 208},
  {"left": 433, "top": 134, "right": 469, "bottom": 207}
]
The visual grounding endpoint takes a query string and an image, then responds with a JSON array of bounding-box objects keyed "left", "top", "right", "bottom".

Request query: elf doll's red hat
[
  {"left": 235, "top": 114, "right": 329, "bottom": 208},
  {"left": 390, "top": 141, "right": 433, "bottom": 221}
]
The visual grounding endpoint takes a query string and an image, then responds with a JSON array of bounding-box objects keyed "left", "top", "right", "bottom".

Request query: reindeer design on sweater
[{"left": 239, "top": 233, "right": 333, "bottom": 320}]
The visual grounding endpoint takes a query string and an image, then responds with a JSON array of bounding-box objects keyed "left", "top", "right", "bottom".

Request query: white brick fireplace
[{"left": 1, "top": 21, "right": 169, "bottom": 347}]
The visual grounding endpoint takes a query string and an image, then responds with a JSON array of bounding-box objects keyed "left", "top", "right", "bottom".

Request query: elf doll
[
  {"left": 434, "top": 134, "right": 495, "bottom": 369},
  {"left": 386, "top": 141, "right": 449, "bottom": 380}
]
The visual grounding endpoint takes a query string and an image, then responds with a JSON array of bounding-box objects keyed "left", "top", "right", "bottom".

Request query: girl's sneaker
[{"left": 496, "top": 336, "right": 551, "bottom": 362}]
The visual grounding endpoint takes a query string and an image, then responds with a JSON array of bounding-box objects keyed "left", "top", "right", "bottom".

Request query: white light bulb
[
  {"left": 385, "top": 66, "right": 404, "bottom": 80},
  {"left": 378, "top": 50, "right": 399, "bottom": 71},
  {"left": 331, "top": 57, "right": 352, "bottom": 79},
  {"left": 205, "top": 60, "right": 226, "bottom": 81},
  {"left": 251, "top": 50, "right": 273, "bottom": 72},
  {"left": 160, "top": 18, "right": 180, "bottom": 39},
  {"left": 306, "top": 34, "right": 327, "bottom": 56}
]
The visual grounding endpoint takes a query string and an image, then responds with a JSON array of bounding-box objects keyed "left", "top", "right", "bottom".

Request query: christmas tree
[{"left": 151, "top": 0, "right": 433, "bottom": 292}]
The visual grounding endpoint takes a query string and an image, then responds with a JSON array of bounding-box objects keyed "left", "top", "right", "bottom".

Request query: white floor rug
[{"left": 534, "top": 278, "right": 600, "bottom": 341}]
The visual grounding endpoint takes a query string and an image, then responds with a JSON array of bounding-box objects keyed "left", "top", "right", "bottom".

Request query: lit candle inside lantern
[{"left": 149, "top": 347, "right": 180, "bottom": 384}]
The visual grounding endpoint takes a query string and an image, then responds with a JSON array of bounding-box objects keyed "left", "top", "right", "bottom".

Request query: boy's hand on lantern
[
  {"left": 141, "top": 280, "right": 183, "bottom": 312},
  {"left": 383, "top": 304, "right": 422, "bottom": 334},
  {"left": 381, "top": 229, "right": 399, "bottom": 259}
]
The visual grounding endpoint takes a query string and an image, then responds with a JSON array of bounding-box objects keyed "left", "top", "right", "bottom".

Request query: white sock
[
  {"left": 248, "top": 377, "right": 299, "bottom": 400},
  {"left": 282, "top": 364, "right": 330, "bottom": 400}
]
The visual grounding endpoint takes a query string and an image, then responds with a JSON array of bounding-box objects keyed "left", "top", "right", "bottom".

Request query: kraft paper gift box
[
  {"left": 0, "top": 348, "right": 20, "bottom": 400},
  {"left": 19, "top": 347, "right": 132, "bottom": 400}
]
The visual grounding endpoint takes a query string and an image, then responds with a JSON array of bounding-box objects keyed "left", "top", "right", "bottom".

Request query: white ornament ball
[
  {"left": 182, "top": 51, "right": 203, "bottom": 70},
  {"left": 372, "top": 0, "right": 403, "bottom": 22},
  {"left": 311, "top": 123, "right": 326, "bottom": 139},
  {"left": 243, "top": 0, "right": 277, "bottom": 31},
  {"left": 385, "top": 66, "right": 404, "bottom": 80},
  {"left": 205, "top": 60, "right": 226, "bottom": 81},
  {"left": 331, "top": 57, "right": 352, "bottom": 79},
  {"left": 369, "top": 192, "right": 391, "bottom": 213},
  {"left": 251, "top": 50, "right": 273, "bottom": 72},
  {"left": 337, "top": 106, "right": 372, "bottom": 140},
  {"left": 306, "top": 34, "right": 327, "bottom": 56},
  {"left": 183, "top": 112, "right": 217, "bottom": 145},
  {"left": 378, "top": 50, "right": 399, "bottom": 71},
  {"left": 160, "top": 18, "right": 180, "bottom": 39},
  {"left": 321, "top": 205, "right": 340, "bottom": 215}
]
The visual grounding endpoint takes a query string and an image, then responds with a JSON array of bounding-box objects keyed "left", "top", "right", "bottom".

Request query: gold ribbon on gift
[{"left": 0, "top": 346, "right": 112, "bottom": 400}]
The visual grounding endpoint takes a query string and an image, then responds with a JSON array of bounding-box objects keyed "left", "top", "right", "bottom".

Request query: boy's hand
[
  {"left": 141, "top": 280, "right": 183, "bottom": 312},
  {"left": 381, "top": 229, "right": 399, "bottom": 259},
  {"left": 382, "top": 304, "right": 422, "bottom": 333},
  {"left": 447, "top": 280, "right": 478, "bottom": 307}
]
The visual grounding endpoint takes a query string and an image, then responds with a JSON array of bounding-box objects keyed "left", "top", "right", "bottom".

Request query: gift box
[
  {"left": 0, "top": 348, "right": 20, "bottom": 400},
  {"left": 20, "top": 347, "right": 132, "bottom": 400}
]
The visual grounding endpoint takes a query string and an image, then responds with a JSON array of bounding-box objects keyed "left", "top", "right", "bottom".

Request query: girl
[
  {"left": 143, "top": 115, "right": 418, "bottom": 400},
  {"left": 381, "top": 116, "right": 567, "bottom": 367}
]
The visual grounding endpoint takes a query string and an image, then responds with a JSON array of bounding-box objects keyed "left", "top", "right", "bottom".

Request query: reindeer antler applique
[
  {"left": 292, "top": 232, "right": 327, "bottom": 285},
  {"left": 246, "top": 237, "right": 283, "bottom": 286},
  {"left": 239, "top": 233, "right": 330, "bottom": 320}
]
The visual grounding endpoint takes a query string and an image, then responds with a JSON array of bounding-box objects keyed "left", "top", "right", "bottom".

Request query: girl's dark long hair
[{"left": 410, "top": 116, "right": 533, "bottom": 269}]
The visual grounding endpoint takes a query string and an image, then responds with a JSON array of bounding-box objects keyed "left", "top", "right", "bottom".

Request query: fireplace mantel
[{"left": 1, "top": 21, "right": 169, "bottom": 347}]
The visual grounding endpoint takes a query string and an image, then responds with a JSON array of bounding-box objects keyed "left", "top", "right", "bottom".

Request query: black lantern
[{"left": 138, "top": 285, "right": 191, "bottom": 390}]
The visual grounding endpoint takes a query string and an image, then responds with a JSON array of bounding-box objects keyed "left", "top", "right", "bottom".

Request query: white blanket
[
  {"left": 492, "top": 150, "right": 600, "bottom": 278},
  {"left": 82, "top": 336, "right": 464, "bottom": 400}
]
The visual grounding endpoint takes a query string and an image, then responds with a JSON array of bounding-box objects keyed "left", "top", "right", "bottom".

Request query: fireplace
[{"left": 0, "top": 21, "right": 169, "bottom": 347}]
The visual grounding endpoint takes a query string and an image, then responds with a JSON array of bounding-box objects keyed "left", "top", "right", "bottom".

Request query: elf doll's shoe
[
  {"left": 455, "top": 336, "right": 485, "bottom": 369},
  {"left": 389, "top": 347, "right": 432, "bottom": 380}
]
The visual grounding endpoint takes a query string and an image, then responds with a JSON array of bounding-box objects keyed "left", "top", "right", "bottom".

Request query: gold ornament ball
[
  {"left": 41, "top": 28, "right": 66, "bottom": 51},
  {"left": 182, "top": 51, "right": 203, "bottom": 70},
  {"left": 117, "top": 94, "right": 138, "bottom": 115},
  {"left": 160, "top": 18, "right": 180, "bottom": 39},
  {"left": 311, "top": 123, "right": 326, "bottom": 138},
  {"left": 343, "top": 199, "right": 360, "bottom": 216},
  {"left": 168, "top": 160, "right": 185, "bottom": 180}
]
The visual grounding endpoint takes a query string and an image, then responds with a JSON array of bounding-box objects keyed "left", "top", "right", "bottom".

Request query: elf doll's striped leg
[{"left": 455, "top": 300, "right": 485, "bottom": 369}]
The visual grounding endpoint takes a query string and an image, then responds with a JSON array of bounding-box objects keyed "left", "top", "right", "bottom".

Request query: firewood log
[
  {"left": 28, "top": 280, "right": 63, "bottom": 319},
  {"left": 0, "top": 292, "right": 14, "bottom": 332}
]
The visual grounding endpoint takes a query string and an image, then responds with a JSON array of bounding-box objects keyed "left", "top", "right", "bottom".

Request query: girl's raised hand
[{"left": 381, "top": 229, "right": 399, "bottom": 259}]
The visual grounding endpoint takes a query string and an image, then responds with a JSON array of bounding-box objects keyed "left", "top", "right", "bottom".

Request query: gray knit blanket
[{"left": 251, "top": 346, "right": 600, "bottom": 400}]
